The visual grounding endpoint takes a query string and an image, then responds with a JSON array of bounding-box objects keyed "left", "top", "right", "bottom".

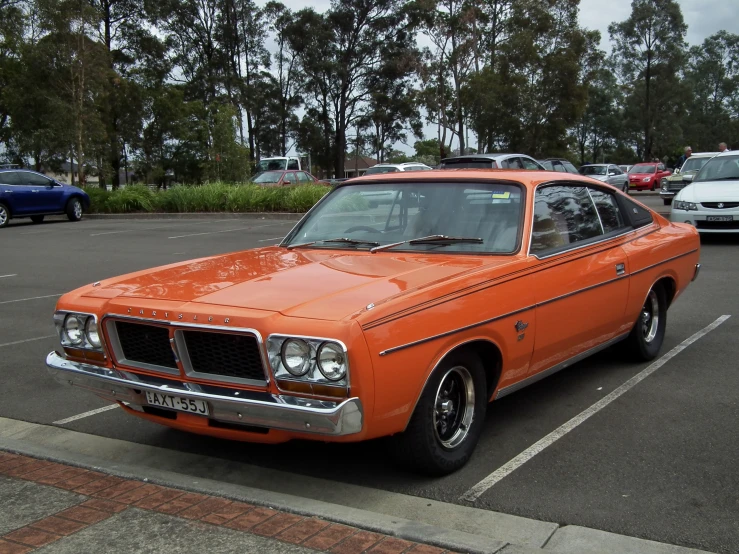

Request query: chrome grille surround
[{"left": 104, "top": 316, "right": 269, "bottom": 386}]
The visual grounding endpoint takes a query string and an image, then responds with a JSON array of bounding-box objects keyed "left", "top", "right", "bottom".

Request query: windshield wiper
[
  {"left": 370, "top": 234, "right": 483, "bottom": 253},
  {"left": 286, "top": 237, "right": 381, "bottom": 249}
]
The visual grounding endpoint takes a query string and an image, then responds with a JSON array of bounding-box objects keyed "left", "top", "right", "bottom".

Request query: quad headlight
[
  {"left": 268, "top": 335, "right": 348, "bottom": 386},
  {"left": 54, "top": 311, "right": 104, "bottom": 351},
  {"left": 673, "top": 200, "right": 698, "bottom": 211}
]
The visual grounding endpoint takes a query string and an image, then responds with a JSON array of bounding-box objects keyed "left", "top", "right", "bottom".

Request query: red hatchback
[
  {"left": 253, "top": 170, "right": 321, "bottom": 186},
  {"left": 628, "top": 163, "right": 671, "bottom": 191}
]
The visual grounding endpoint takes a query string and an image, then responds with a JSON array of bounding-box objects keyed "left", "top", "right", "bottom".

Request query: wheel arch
[{"left": 653, "top": 275, "right": 677, "bottom": 308}]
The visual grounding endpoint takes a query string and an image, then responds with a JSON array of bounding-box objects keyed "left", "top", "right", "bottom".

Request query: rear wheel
[
  {"left": 622, "top": 182, "right": 629, "bottom": 194},
  {"left": 624, "top": 285, "right": 667, "bottom": 361},
  {"left": 392, "top": 352, "right": 487, "bottom": 476},
  {"left": 31, "top": 215, "right": 45, "bottom": 224},
  {"left": 66, "top": 198, "right": 83, "bottom": 222},
  {"left": 0, "top": 203, "right": 9, "bottom": 228}
]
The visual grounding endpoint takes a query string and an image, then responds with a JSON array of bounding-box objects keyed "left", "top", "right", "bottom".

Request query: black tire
[
  {"left": 31, "top": 215, "right": 45, "bottom": 224},
  {"left": 66, "top": 197, "right": 83, "bottom": 222},
  {"left": 392, "top": 351, "right": 487, "bottom": 476},
  {"left": 663, "top": 199, "right": 671, "bottom": 206},
  {"left": 622, "top": 182, "right": 629, "bottom": 194},
  {"left": 0, "top": 202, "right": 9, "bottom": 228},
  {"left": 624, "top": 284, "right": 667, "bottom": 361}
]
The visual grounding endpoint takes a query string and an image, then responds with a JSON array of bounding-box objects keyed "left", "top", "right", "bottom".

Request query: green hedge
[{"left": 83, "top": 183, "right": 332, "bottom": 214}]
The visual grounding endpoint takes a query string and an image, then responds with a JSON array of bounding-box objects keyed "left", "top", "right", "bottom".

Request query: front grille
[
  {"left": 115, "top": 321, "right": 177, "bottom": 369},
  {"left": 668, "top": 184, "right": 686, "bottom": 191},
  {"left": 696, "top": 220, "right": 739, "bottom": 230},
  {"left": 701, "top": 202, "right": 739, "bottom": 209},
  {"left": 182, "top": 330, "right": 265, "bottom": 382}
]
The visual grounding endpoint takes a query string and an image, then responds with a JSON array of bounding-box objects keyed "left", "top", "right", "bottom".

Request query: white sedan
[{"left": 670, "top": 151, "right": 739, "bottom": 233}]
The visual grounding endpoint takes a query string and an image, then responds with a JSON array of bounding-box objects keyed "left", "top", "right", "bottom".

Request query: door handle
[
  {"left": 31, "top": 189, "right": 40, "bottom": 193},
  {"left": 616, "top": 263, "right": 626, "bottom": 275}
]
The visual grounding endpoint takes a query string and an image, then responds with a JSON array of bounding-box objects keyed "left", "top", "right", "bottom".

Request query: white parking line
[
  {"left": 0, "top": 274, "right": 17, "bottom": 279},
  {"left": 168, "top": 222, "right": 289, "bottom": 239},
  {"left": 53, "top": 404, "right": 119, "bottom": 425},
  {"left": 0, "top": 335, "right": 56, "bottom": 348},
  {"left": 90, "top": 219, "right": 233, "bottom": 236},
  {"left": 258, "top": 236, "right": 285, "bottom": 242},
  {"left": 0, "top": 294, "right": 62, "bottom": 305},
  {"left": 460, "top": 315, "right": 731, "bottom": 503}
]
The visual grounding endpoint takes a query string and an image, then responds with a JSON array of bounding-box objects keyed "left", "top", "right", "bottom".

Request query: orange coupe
[{"left": 47, "top": 170, "right": 701, "bottom": 475}]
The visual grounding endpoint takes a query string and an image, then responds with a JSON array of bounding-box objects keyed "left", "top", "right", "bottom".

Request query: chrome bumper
[
  {"left": 46, "top": 352, "right": 363, "bottom": 436},
  {"left": 660, "top": 191, "right": 676, "bottom": 199},
  {"left": 693, "top": 263, "right": 701, "bottom": 282}
]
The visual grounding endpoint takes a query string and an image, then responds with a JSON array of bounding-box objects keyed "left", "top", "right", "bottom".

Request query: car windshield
[
  {"left": 283, "top": 182, "right": 523, "bottom": 253},
  {"left": 580, "top": 166, "right": 607, "bottom": 175},
  {"left": 680, "top": 157, "right": 710, "bottom": 173},
  {"left": 364, "top": 166, "right": 399, "bottom": 175},
  {"left": 629, "top": 165, "right": 656, "bottom": 174},
  {"left": 694, "top": 155, "right": 739, "bottom": 183},
  {"left": 253, "top": 171, "right": 283, "bottom": 183},
  {"left": 256, "top": 159, "right": 287, "bottom": 172}
]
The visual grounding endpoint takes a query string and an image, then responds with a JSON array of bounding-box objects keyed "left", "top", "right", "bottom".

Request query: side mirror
[
  {"left": 608, "top": 171, "right": 616, "bottom": 176},
  {"left": 674, "top": 168, "right": 680, "bottom": 175}
]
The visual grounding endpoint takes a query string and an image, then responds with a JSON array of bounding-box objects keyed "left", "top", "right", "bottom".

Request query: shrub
[{"left": 85, "top": 182, "right": 332, "bottom": 214}]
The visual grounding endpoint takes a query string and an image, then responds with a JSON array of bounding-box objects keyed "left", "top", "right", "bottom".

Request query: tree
[{"left": 609, "top": 0, "right": 688, "bottom": 160}]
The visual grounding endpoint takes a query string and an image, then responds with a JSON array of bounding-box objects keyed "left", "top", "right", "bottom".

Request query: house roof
[{"left": 344, "top": 156, "right": 379, "bottom": 171}]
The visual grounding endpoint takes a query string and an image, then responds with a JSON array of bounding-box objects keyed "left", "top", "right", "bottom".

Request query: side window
[
  {"left": 296, "top": 172, "right": 311, "bottom": 182},
  {"left": 521, "top": 157, "right": 541, "bottom": 170},
  {"left": 530, "top": 186, "right": 602, "bottom": 253},
  {"left": 618, "top": 196, "right": 654, "bottom": 229},
  {"left": 563, "top": 162, "right": 580, "bottom": 174},
  {"left": 588, "top": 188, "right": 626, "bottom": 233},
  {"left": 0, "top": 172, "right": 21, "bottom": 185},
  {"left": 25, "top": 173, "right": 52, "bottom": 186},
  {"left": 553, "top": 161, "right": 567, "bottom": 173},
  {"left": 287, "top": 159, "right": 299, "bottom": 170},
  {"left": 283, "top": 172, "right": 297, "bottom": 184},
  {"left": 505, "top": 157, "right": 524, "bottom": 169}
]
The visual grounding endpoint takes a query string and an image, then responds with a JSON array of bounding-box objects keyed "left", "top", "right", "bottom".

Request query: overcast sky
[{"left": 261, "top": 0, "right": 737, "bottom": 155}]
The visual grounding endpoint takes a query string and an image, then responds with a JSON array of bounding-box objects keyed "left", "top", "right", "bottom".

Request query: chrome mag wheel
[
  {"left": 642, "top": 290, "right": 660, "bottom": 343},
  {"left": 0, "top": 204, "right": 8, "bottom": 227},
  {"left": 433, "top": 366, "right": 475, "bottom": 449},
  {"left": 73, "top": 200, "right": 82, "bottom": 219}
]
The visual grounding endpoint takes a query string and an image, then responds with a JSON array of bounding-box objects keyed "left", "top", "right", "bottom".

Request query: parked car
[
  {"left": 252, "top": 170, "right": 323, "bottom": 186},
  {"left": 627, "top": 163, "right": 672, "bottom": 191},
  {"left": 363, "top": 162, "right": 433, "bottom": 175},
  {"left": 660, "top": 152, "right": 719, "bottom": 205},
  {"left": 439, "top": 153, "right": 545, "bottom": 170},
  {"left": 255, "top": 156, "right": 304, "bottom": 172},
  {"left": 670, "top": 151, "right": 739, "bottom": 233},
  {"left": 0, "top": 169, "right": 90, "bottom": 228},
  {"left": 579, "top": 164, "right": 629, "bottom": 193},
  {"left": 46, "top": 170, "right": 700, "bottom": 475},
  {"left": 538, "top": 158, "right": 580, "bottom": 174},
  {"left": 618, "top": 165, "right": 633, "bottom": 173}
]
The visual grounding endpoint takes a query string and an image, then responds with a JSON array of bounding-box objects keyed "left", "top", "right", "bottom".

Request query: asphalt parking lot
[{"left": 1, "top": 197, "right": 738, "bottom": 553}]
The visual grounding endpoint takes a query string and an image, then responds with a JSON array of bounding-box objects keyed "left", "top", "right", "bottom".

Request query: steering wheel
[{"left": 343, "top": 225, "right": 382, "bottom": 234}]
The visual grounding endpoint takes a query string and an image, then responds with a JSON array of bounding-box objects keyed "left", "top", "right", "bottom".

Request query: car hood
[
  {"left": 629, "top": 172, "right": 654, "bottom": 178},
  {"left": 677, "top": 181, "right": 739, "bottom": 202},
  {"left": 667, "top": 171, "right": 697, "bottom": 181},
  {"left": 585, "top": 174, "right": 609, "bottom": 181},
  {"left": 81, "top": 247, "right": 514, "bottom": 321}
]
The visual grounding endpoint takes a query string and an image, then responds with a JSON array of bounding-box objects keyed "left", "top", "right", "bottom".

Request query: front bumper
[
  {"left": 670, "top": 209, "right": 739, "bottom": 233},
  {"left": 660, "top": 190, "right": 676, "bottom": 199},
  {"left": 46, "top": 351, "right": 363, "bottom": 436}
]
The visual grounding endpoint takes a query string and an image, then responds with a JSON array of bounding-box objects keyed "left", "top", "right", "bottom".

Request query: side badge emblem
[{"left": 515, "top": 320, "right": 529, "bottom": 332}]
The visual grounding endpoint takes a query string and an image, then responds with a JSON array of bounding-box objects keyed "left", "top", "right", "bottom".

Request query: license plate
[
  {"left": 145, "top": 391, "right": 209, "bottom": 415},
  {"left": 707, "top": 216, "right": 733, "bottom": 222}
]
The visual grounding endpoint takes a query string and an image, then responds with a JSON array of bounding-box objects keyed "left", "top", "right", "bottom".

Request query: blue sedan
[{"left": 0, "top": 169, "right": 90, "bottom": 228}]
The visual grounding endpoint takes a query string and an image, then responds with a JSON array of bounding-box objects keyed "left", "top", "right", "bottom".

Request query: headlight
[
  {"left": 54, "top": 311, "right": 104, "bottom": 351},
  {"left": 268, "top": 334, "right": 349, "bottom": 387},
  {"left": 673, "top": 200, "right": 698, "bottom": 211},
  {"left": 280, "top": 339, "right": 311, "bottom": 376},
  {"left": 317, "top": 342, "right": 347, "bottom": 381},
  {"left": 642, "top": 177, "right": 651, "bottom": 182},
  {"left": 64, "top": 315, "right": 85, "bottom": 345},
  {"left": 85, "top": 318, "right": 101, "bottom": 348}
]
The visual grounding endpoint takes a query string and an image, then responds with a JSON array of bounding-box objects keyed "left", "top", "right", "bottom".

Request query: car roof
[
  {"left": 345, "top": 168, "right": 598, "bottom": 189},
  {"left": 441, "top": 153, "right": 520, "bottom": 161},
  {"left": 581, "top": 163, "right": 611, "bottom": 167},
  {"left": 708, "top": 151, "right": 734, "bottom": 158}
]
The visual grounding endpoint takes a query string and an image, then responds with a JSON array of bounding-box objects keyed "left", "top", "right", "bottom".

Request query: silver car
[
  {"left": 439, "top": 153, "right": 545, "bottom": 170},
  {"left": 579, "top": 164, "right": 629, "bottom": 193}
]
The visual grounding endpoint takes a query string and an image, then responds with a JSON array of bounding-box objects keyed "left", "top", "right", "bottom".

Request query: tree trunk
[{"left": 644, "top": 50, "right": 652, "bottom": 160}]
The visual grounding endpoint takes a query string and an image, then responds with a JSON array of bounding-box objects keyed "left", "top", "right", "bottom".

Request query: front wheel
[
  {"left": 624, "top": 285, "right": 667, "bottom": 361},
  {"left": 392, "top": 352, "right": 487, "bottom": 476},
  {"left": 66, "top": 198, "right": 83, "bottom": 222}
]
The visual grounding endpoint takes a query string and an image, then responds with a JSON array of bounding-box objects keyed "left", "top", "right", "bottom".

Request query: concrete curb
[
  {"left": 85, "top": 212, "right": 304, "bottom": 220},
  {"left": 0, "top": 435, "right": 508, "bottom": 554}
]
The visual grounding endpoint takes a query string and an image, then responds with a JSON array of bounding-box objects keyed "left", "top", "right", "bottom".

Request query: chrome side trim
[
  {"left": 495, "top": 332, "right": 630, "bottom": 399},
  {"left": 536, "top": 274, "right": 628, "bottom": 308},
  {"left": 379, "top": 306, "right": 534, "bottom": 356},
  {"left": 46, "top": 351, "right": 362, "bottom": 436},
  {"left": 531, "top": 228, "right": 637, "bottom": 260},
  {"left": 630, "top": 249, "right": 698, "bottom": 276},
  {"left": 693, "top": 263, "right": 701, "bottom": 282}
]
